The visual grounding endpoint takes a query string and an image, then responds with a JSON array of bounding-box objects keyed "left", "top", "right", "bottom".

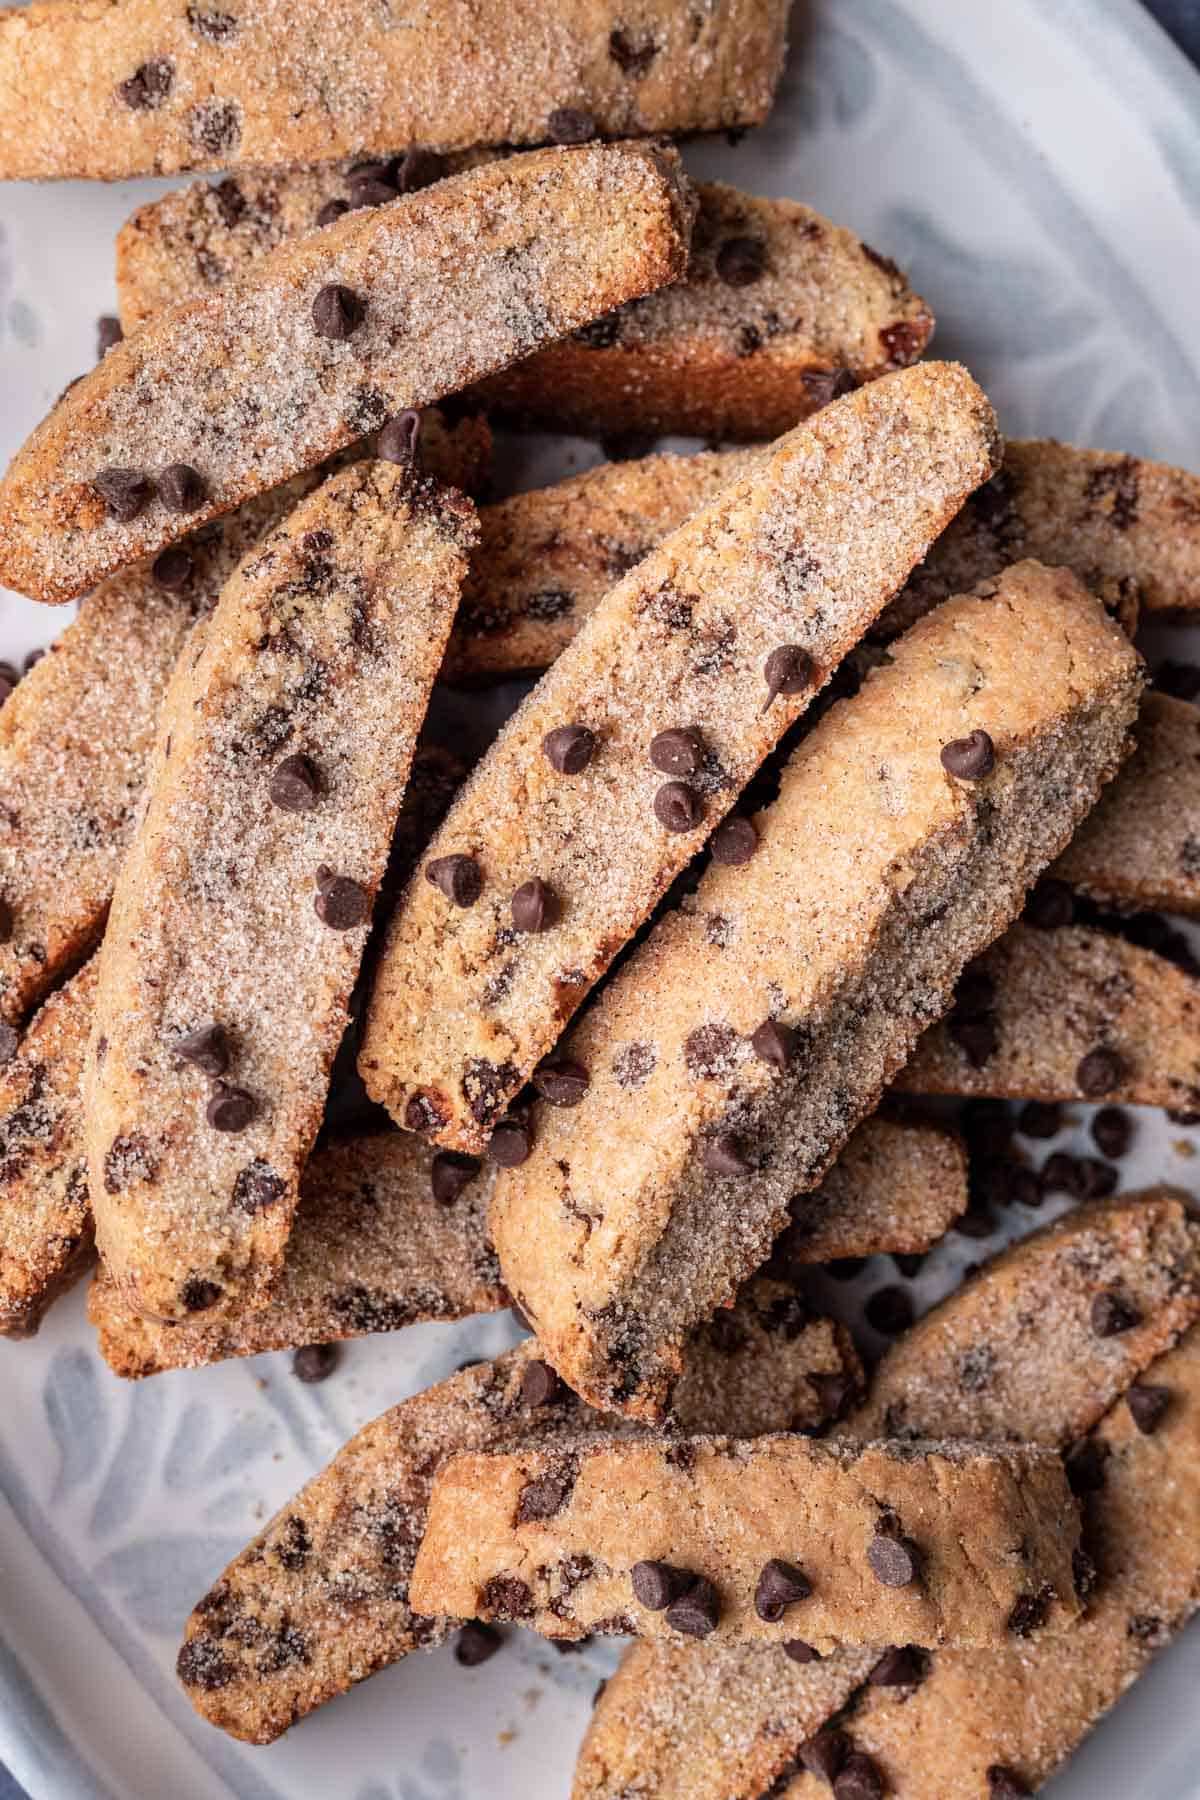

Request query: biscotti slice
[
  {"left": 780, "top": 1324, "right": 1200, "bottom": 1800},
  {"left": 850, "top": 1191, "right": 1200, "bottom": 1447},
  {"left": 492, "top": 561, "right": 1143, "bottom": 1418},
  {"left": 88, "top": 1132, "right": 505, "bottom": 1377},
  {"left": 0, "top": 0, "right": 787, "bottom": 182},
  {"left": 777, "top": 1113, "right": 966, "bottom": 1266},
  {"left": 0, "top": 144, "right": 692, "bottom": 604},
  {"left": 0, "top": 963, "right": 96, "bottom": 1339},
  {"left": 176, "top": 1303, "right": 862, "bottom": 1744},
  {"left": 85, "top": 462, "right": 476, "bottom": 1324},
  {"left": 411, "top": 1434, "right": 1081, "bottom": 1651},
  {"left": 901, "top": 923, "right": 1200, "bottom": 1109},
  {"left": 883, "top": 437, "right": 1200, "bottom": 638},
  {"left": 359, "top": 364, "right": 1001, "bottom": 1152},
  {"left": 1049, "top": 693, "right": 1200, "bottom": 915}
]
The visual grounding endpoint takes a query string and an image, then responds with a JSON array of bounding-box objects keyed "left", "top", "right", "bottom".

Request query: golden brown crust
[
  {"left": 492, "top": 563, "right": 1144, "bottom": 1419},
  {"left": 0, "top": 143, "right": 693, "bottom": 603},
  {"left": 85, "top": 463, "right": 475, "bottom": 1323},
  {"left": 359, "top": 365, "right": 1001, "bottom": 1154},
  {"left": 901, "top": 923, "right": 1200, "bottom": 1108},
  {"left": 0, "top": 0, "right": 788, "bottom": 180}
]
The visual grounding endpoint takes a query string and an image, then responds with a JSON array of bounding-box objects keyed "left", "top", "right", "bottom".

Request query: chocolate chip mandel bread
[
  {"left": 492, "top": 561, "right": 1144, "bottom": 1418},
  {"left": 88, "top": 1132, "right": 506, "bottom": 1376},
  {"left": 0, "top": 0, "right": 789, "bottom": 182},
  {"left": 411, "top": 1434, "right": 1081, "bottom": 1651},
  {"left": 360, "top": 364, "right": 1000, "bottom": 1152},
  {"left": 176, "top": 1299, "right": 861, "bottom": 1743},
  {"left": 85, "top": 462, "right": 476, "bottom": 1324},
  {"left": 902, "top": 923, "right": 1200, "bottom": 1109},
  {"left": 0, "top": 143, "right": 693, "bottom": 604},
  {"left": 778, "top": 1112, "right": 966, "bottom": 1266}
]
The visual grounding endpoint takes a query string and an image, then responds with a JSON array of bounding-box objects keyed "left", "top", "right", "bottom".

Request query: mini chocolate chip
[
  {"left": 653, "top": 781, "right": 701, "bottom": 832},
  {"left": 864, "top": 1285, "right": 914, "bottom": 1335},
  {"left": 754, "top": 1559, "right": 811, "bottom": 1622},
  {"left": 1091, "top": 1105, "right": 1132, "bottom": 1159},
  {"left": 94, "top": 467, "right": 152, "bottom": 522},
  {"left": 867, "top": 1645, "right": 927, "bottom": 1686},
  {"left": 157, "top": 462, "right": 206, "bottom": 513},
  {"left": 426, "top": 854, "right": 482, "bottom": 907},
  {"left": 1076, "top": 1046, "right": 1128, "bottom": 1096},
  {"left": 1075, "top": 1155, "right": 1118, "bottom": 1201},
  {"left": 489, "top": 1119, "right": 531, "bottom": 1166},
  {"left": 834, "top": 1753, "right": 884, "bottom": 1800},
  {"left": 783, "top": 1639, "right": 821, "bottom": 1664},
  {"left": 0, "top": 1023, "right": 17, "bottom": 1065},
  {"left": 710, "top": 815, "right": 757, "bottom": 864},
  {"left": 798, "top": 1728, "right": 850, "bottom": 1783},
  {"left": 1091, "top": 1289, "right": 1142, "bottom": 1336},
  {"left": 806, "top": 1370, "right": 853, "bottom": 1423},
  {"left": 347, "top": 175, "right": 397, "bottom": 209},
  {"left": 715, "top": 236, "right": 766, "bottom": 286},
  {"left": 533, "top": 1058, "right": 589, "bottom": 1106},
  {"left": 950, "top": 1015, "right": 998, "bottom": 1068},
  {"left": 269, "top": 753, "right": 321, "bottom": 812},
  {"left": 292, "top": 1343, "right": 339, "bottom": 1383},
  {"left": 751, "top": 1019, "right": 797, "bottom": 1068},
  {"left": 987, "top": 1769, "right": 1032, "bottom": 1800},
  {"left": 1064, "top": 1436, "right": 1109, "bottom": 1494},
  {"left": 174, "top": 1021, "right": 230, "bottom": 1077},
  {"left": 664, "top": 1576, "right": 720, "bottom": 1639},
  {"left": 1007, "top": 1586, "right": 1054, "bottom": 1637},
  {"left": 512, "top": 878, "right": 560, "bottom": 933},
  {"left": 315, "top": 874, "right": 369, "bottom": 930},
  {"left": 378, "top": 410, "right": 422, "bottom": 464},
  {"left": 543, "top": 724, "right": 596, "bottom": 774},
  {"left": 396, "top": 147, "right": 447, "bottom": 192},
  {"left": 181, "top": 1276, "right": 222, "bottom": 1311},
  {"left": 22, "top": 650, "right": 42, "bottom": 675},
  {"left": 520, "top": 1358, "right": 560, "bottom": 1407},
  {"left": 1018, "top": 1100, "right": 1061, "bottom": 1139},
  {"left": 316, "top": 198, "right": 351, "bottom": 228},
  {"left": 455, "top": 1621, "right": 502, "bottom": 1667},
  {"left": 802, "top": 366, "right": 857, "bottom": 407},
  {"left": 649, "top": 727, "right": 703, "bottom": 777},
  {"left": 763, "top": 644, "right": 814, "bottom": 707},
  {"left": 431, "top": 1150, "right": 480, "bottom": 1205},
  {"left": 206, "top": 1081, "right": 258, "bottom": 1132},
  {"left": 940, "top": 729, "right": 996, "bottom": 779},
  {"left": 1126, "top": 1382, "right": 1170, "bottom": 1435},
  {"left": 312, "top": 283, "right": 365, "bottom": 340},
  {"left": 867, "top": 1522, "right": 921, "bottom": 1587},
  {"left": 702, "top": 1133, "right": 752, "bottom": 1176},
  {"left": 631, "top": 1560, "right": 692, "bottom": 1611},
  {"left": 118, "top": 57, "right": 173, "bottom": 108},
  {"left": 548, "top": 106, "right": 596, "bottom": 143},
  {"left": 152, "top": 544, "right": 195, "bottom": 590},
  {"left": 1024, "top": 879, "right": 1074, "bottom": 929},
  {"left": 96, "top": 315, "right": 123, "bottom": 358}
]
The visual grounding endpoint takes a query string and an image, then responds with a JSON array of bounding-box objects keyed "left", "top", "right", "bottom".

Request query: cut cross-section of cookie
[
  {"left": 882, "top": 438, "right": 1200, "bottom": 636},
  {"left": 0, "top": 962, "right": 96, "bottom": 1340},
  {"left": 849, "top": 1191, "right": 1200, "bottom": 1447},
  {"left": 0, "top": 0, "right": 787, "bottom": 181},
  {"left": 1049, "top": 693, "right": 1200, "bottom": 916},
  {"left": 88, "top": 1132, "right": 506, "bottom": 1377},
  {"left": 779, "top": 1324, "right": 1200, "bottom": 1800},
  {"left": 901, "top": 923, "right": 1200, "bottom": 1108},
  {"left": 491, "top": 560, "right": 1143, "bottom": 1418},
  {"left": 410, "top": 1434, "right": 1081, "bottom": 1651},
  {"left": 777, "top": 1113, "right": 966, "bottom": 1265},
  {"left": 360, "top": 364, "right": 1001, "bottom": 1154},
  {"left": 175, "top": 1303, "right": 862, "bottom": 1743},
  {"left": 0, "top": 143, "right": 693, "bottom": 604},
  {"left": 85, "top": 461, "right": 477, "bottom": 1324}
]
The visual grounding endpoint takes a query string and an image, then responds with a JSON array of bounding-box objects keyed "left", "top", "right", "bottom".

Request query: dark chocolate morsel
[
  {"left": 378, "top": 410, "right": 422, "bottom": 464},
  {"left": 152, "top": 544, "right": 195, "bottom": 590},
  {"left": 939, "top": 729, "right": 996, "bottom": 780},
  {"left": 488, "top": 1119, "right": 531, "bottom": 1167},
  {"left": 157, "top": 462, "right": 207, "bottom": 513},
  {"left": 269, "top": 753, "right": 321, "bottom": 812},
  {"left": 206, "top": 1081, "right": 258, "bottom": 1133},
  {"left": 431, "top": 1150, "right": 481, "bottom": 1205},
  {"left": 454, "top": 1621, "right": 502, "bottom": 1667},
  {"left": 314, "top": 874, "right": 370, "bottom": 930},
  {"left": 754, "top": 1558, "right": 811, "bottom": 1622},
  {"left": 649, "top": 727, "right": 703, "bottom": 777},
  {"left": 763, "top": 644, "right": 814, "bottom": 707},
  {"left": 653, "top": 781, "right": 701, "bottom": 833},
  {"left": 631, "top": 1560, "right": 692, "bottom": 1612},
  {"left": 867, "top": 1522, "right": 921, "bottom": 1587},
  {"left": 312, "top": 283, "right": 366, "bottom": 340},
  {"left": 1090, "top": 1288, "right": 1142, "bottom": 1337},
  {"left": 751, "top": 1019, "right": 797, "bottom": 1068},
  {"left": 542, "top": 724, "right": 596, "bottom": 774},
  {"left": 174, "top": 1021, "right": 230, "bottom": 1077},
  {"left": 292, "top": 1343, "right": 339, "bottom": 1383},
  {"left": 701, "top": 1133, "right": 752, "bottom": 1176},
  {"left": 664, "top": 1575, "right": 720, "bottom": 1639},
  {"left": 1076, "top": 1046, "right": 1129, "bottom": 1097},
  {"left": 426, "top": 854, "right": 482, "bottom": 908},
  {"left": 533, "top": 1057, "right": 589, "bottom": 1106},
  {"left": 93, "top": 467, "right": 152, "bottom": 522},
  {"left": 1126, "top": 1382, "right": 1171, "bottom": 1435},
  {"left": 520, "top": 1359, "right": 560, "bottom": 1407},
  {"left": 548, "top": 106, "right": 597, "bottom": 143},
  {"left": 710, "top": 814, "right": 758, "bottom": 865},
  {"left": 512, "top": 878, "right": 560, "bottom": 933}
]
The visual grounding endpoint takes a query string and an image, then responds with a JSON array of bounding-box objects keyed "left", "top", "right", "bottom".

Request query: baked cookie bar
[
  {"left": 0, "top": 963, "right": 96, "bottom": 1339},
  {"left": 0, "top": 0, "right": 788, "bottom": 181},
  {"left": 411, "top": 1434, "right": 1081, "bottom": 1650},
  {"left": 781, "top": 1325, "right": 1200, "bottom": 1800},
  {"left": 1050, "top": 693, "right": 1200, "bottom": 915},
  {"left": 901, "top": 923, "right": 1200, "bottom": 1109},
  {"left": 359, "top": 364, "right": 1001, "bottom": 1152},
  {"left": 778, "top": 1113, "right": 966, "bottom": 1266},
  {"left": 176, "top": 1302, "right": 861, "bottom": 1743},
  {"left": 85, "top": 462, "right": 476, "bottom": 1324},
  {"left": 492, "top": 561, "right": 1143, "bottom": 1418},
  {"left": 882, "top": 438, "right": 1200, "bottom": 637},
  {"left": 89, "top": 1131, "right": 505, "bottom": 1376},
  {"left": 0, "top": 143, "right": 693, "bottom": 604}
]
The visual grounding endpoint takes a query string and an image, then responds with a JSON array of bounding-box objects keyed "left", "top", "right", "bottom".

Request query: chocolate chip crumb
[
  {"left": 118, "top": 57, "right": 173, "bottom": 109},
  {"left": 0, "top": 1024, "right": 17, "bottom": 1066},
  {"left": 867, "top": 1645, "right": 928, "bottom": 1686},
  {"left": 940, "top": 729, "right": 995, "bottom": 779},
  {"left": 548, "top": 107, "right": 596, "bottom": 143},
  {"left": 834, "top": 1752, "right": 884, "bottom": 1800},
  {"left": 1007, "top": 1585, "right": 1054, "bottom": 1637},
  {"left": 181, "top": 1276, "right": 222, "bottom": 1312},
  {"left": 292, "top": 1342, "right": 339, "bottom": 1384},
  {"left": 798, "top": 1728, "right": 850, "bottom": 1783},
  {"left": 426, "top": 854, "right": 482, "bottom": 908},
  {"left": 783, "top": 1639, "right": 821, "bottom": 1664},
  {"left": 96, "top": 315, "right": 123, "bottom": 359},
  {"left": 481, "top": 1575, "right": 533, "bottom": 1620}
]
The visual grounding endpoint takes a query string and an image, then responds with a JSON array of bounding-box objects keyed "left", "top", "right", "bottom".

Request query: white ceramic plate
[{"left": 1, "top": 0, "right": 1200, "bottom": 1795}]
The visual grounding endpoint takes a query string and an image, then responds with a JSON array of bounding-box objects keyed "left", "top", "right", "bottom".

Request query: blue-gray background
[{"left": 0, "top": 0, "right": 1196, "bottom": 1795}]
